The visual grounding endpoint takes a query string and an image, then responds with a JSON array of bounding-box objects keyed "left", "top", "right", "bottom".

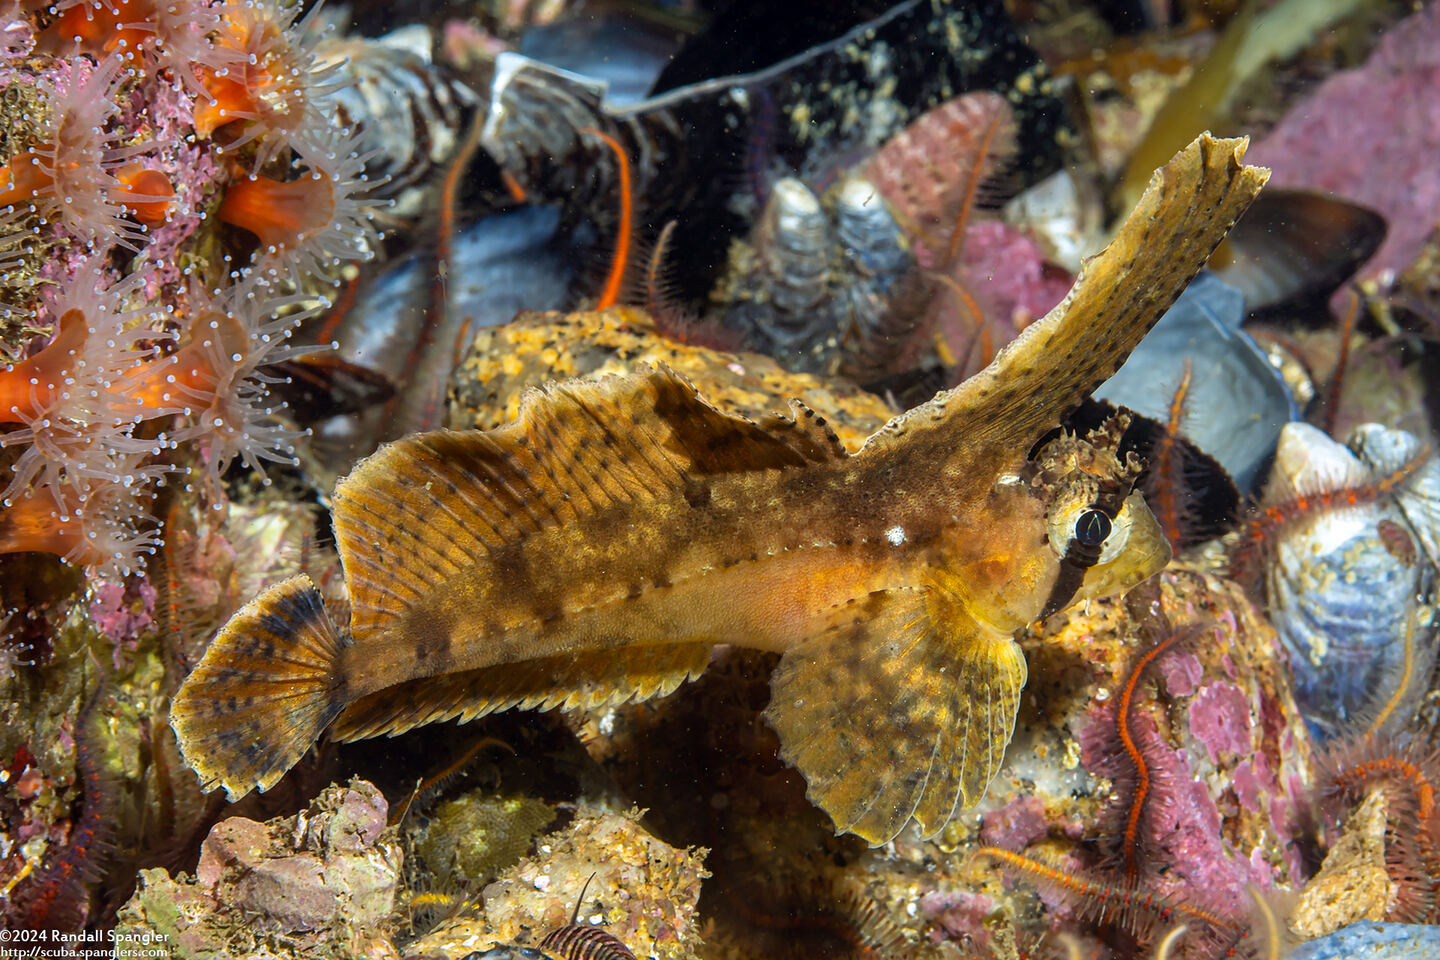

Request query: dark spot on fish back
[
  {"left": 683, "top": 478, "right": 712, "bottom": 508},
  {"left": 415, "top": 632, "right": 451, "bottom": 664}
]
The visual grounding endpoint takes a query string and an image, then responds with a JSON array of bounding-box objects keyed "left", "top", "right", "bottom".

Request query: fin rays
[
  {"left": 333, "top": 642, "right": 710, "bottom": 741},
  {"left": 334, "top": 366, "right": 846, "bottom": 641},
  {"left": 765, "top": 587, "right": 1026, "bottom": 845},
  {"left": 170, "top": 575, "right": 347, "bottom": 800}
]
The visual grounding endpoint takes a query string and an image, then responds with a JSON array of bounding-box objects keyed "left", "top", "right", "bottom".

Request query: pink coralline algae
[
  {"left": 0, "top": 0, "right": 382, "bottom": 578},
  {"left": 1233, "top": 752, "right": 1273, "bottom": 815},
  {"left": 965, "top": 568, "right": 1311, "bottom": 955},
  {"left": 920, "top": 889, "right": 997, "bottom": 947},
  {"left": 1160, "top": 648, "right": 1204, "bottom": 697},
  {"left": 87, "top": 580, "right": 156, "bottom": 648},
  {"left": 1189, "top": 680, "right": 1255, "bottom": 762},
  {"left": 1248, "top": 2, "right": 1440, "bottom": 283},
  {"left": 953, "top": 221, "right": 1072, "bottom": 329},
  {"left": 979, "top": 794, "right": 1050, "bottom": 851}
]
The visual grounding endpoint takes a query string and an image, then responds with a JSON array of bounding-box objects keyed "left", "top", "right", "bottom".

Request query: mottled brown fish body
[
  {"left": 171, "top": 134, "right": 1268, "bottom": 845},
  {"left": 336, "top": 459, "right": 887, "bottom": 681},
  {"left": 333, "top": 449, "right": 1048, "bottom": 696}
]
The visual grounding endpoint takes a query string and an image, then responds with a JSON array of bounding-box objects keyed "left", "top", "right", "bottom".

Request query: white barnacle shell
[{"left": 759, "top": 177, "right": 831, "bottom": 317}]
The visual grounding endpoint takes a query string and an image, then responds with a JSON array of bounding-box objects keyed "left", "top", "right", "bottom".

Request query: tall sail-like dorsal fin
[
  {"left": 333, "top": 364, "right": 847, "bottom": 641},
  {"left": 860, "top": 134, "right": 1269, "bottom": 485}
]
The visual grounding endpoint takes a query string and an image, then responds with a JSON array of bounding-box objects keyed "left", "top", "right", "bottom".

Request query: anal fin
[
  {"left": 332, "top": 642, "right": 710, "bottom": 741},
  {"left": 764, "top": 582, "right": 1026, "bottom": 845}
]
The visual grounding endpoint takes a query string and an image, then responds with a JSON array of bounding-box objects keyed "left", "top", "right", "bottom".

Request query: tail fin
[{"left": 170, "top": 574, "right": 347, "bottom": 801}]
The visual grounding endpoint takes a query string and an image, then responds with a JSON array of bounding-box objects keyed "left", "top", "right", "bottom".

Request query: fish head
[{"left": 1025, "top": 414, "right": 1171, "bottom": 619}]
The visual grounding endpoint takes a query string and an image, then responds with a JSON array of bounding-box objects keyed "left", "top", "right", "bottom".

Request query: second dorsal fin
[{"left": 333, "top": 365, "right": 847, "bottom": 641}]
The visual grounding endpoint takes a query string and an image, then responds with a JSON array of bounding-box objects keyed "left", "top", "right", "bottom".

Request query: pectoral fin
[{"left": 764, "top": 585, "right": 1026, "bottom": 846}]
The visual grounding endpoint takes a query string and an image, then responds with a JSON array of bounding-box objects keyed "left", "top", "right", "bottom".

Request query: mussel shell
[
  {"left": 481, "top": 0, "right": 1067, "bottom": 299},
  {"left": 1282, "top": 921, "right": 1440, "bottom": 960},
  {"left": 1262, "top": 422, "right": 1439, "bottom": 737},
  {"left": 316, "top": 26, "right": 481, "bottom": 216},
  {"left": 1095, "top": 273, "right": 1297, "bottom": 494},
  {"left": 1210, "top": 189, "right": 1386, "bottom": 320},
  {"left": 297, "top": 205, "right": 572, "bottom": 487}
]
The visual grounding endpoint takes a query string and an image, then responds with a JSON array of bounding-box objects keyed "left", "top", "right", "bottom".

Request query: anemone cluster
[{"left": 0, "top": 0, "right": 382, "bottom": 577}]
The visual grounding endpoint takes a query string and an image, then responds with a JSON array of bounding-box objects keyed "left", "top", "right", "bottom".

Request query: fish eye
[
  {"left": 1074, "top": 509, "right": 1112, "bottom": 547},
  {"left": 1047, "top": 496, "right": 1136, "bottom": 565}
]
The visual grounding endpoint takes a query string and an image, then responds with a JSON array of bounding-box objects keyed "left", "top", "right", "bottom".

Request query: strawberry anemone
[
  {"left": 0, "top": 258, "right": 321, "bottom": 573},
  {"left": 217, "top": 126, "right": 382, "bottom": 283},
  {"left": 0, "top": 53, "right": 160, "bottom": 251},
  {"left": 37, "top": 0, "right": 226, "bottom": 100},
  {"left": 0, "top": 259, "right": 171, "bottom": 575},
  {"left": 191, "top": 0, "right": 343, "bottom": 171},
  {"left": 125, "top": 270, "right": 323, "bottom": 494}
]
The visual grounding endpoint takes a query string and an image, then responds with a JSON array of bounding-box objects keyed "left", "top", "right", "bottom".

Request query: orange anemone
[
  {"left": 0, "top": 489, "right": 97, "bottom": 564},
  {"left": 0, "top": 152, "right": 53, "bottom": 210},
  {"left": 123, "top": 308, "right": 246, "bottom": 413},
  {"left": 191, "top": 3, "right": 306, "bottom": 144},
  {"left": 38, "top": 0, "right": 156, "bottom": 59},
  {"left": 115, "top": 164, "right": 175, "bottom": 225},
  {"left": 217, "top": 174, "right": 334, "bottom": 250},
  {"left": 0, "top": 309, "right": 89, "bottom": 424},
  {"left": 191, "top": 67, "right": 257, "bottom": 139}
]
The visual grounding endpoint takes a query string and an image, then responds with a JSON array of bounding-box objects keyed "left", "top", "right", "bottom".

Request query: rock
[
  {"left": 409, "top": 792, "right": 556, "bottom": 887},
  {"left": 1293, "top": 790, "right": 1394, "bottom": 937},
  {"left": 447, "top": 306, "right": 895, "bottom": 451},
  {"left": 407, "top": 809, "right": 706, "bottom": 960},
  {"left": 115, "top": 779, "right": 403, "bottom": 958}
]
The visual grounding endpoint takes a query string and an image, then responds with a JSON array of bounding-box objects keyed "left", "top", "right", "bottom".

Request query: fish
[{"left": 170, "top": 134, "right": 1268, "bottom": 845}]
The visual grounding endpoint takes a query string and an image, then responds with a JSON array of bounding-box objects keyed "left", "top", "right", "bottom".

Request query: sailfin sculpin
[{"left": 172, "top": 134, "right": 1269, "bottom": 844}]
